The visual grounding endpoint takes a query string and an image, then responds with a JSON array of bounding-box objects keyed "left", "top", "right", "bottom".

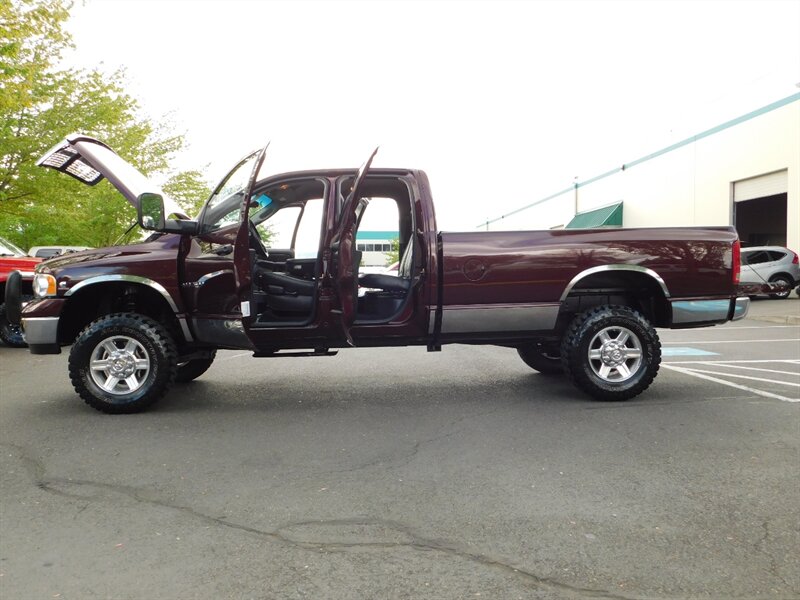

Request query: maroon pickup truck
[{"left": 6, "top": 134, "right": 748, "bottom": 413}]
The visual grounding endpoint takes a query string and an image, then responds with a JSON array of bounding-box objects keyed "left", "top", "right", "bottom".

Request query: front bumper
[
  {"left": 20, "top": 298, "right": 65, "bottom": 354},
  {"left": 21, "top": 316, "right": 60, "bottom": 352}
]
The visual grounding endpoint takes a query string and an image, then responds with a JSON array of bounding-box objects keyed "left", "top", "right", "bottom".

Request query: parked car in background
[
  {"left": 28, "top": 245, "right": 92, "bottom": 259},
  {"left": 740, "top": 246, "right": 800, "bottom": 299},
  {"left": 0, "top": 237, "right": 40, "bottom": 347}
]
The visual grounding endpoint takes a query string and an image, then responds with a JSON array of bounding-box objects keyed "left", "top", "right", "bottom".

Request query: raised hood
[{"left": 37, "top": 134, "right": 188, "bottom": 219}]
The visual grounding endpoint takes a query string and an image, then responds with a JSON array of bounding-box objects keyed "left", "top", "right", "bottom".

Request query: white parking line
[
  {"left": 662, "top": 339, "right": 800, "bottom": 344},
  {"left": 662, "top": 364, "right": 798, "bottom": 403},
  {"left": 666, "top": 359, "right": 800, "bottom": 364},
  {"left": 686, "top": 325, "right": 800, "bottom": 330},
  {"left": 688, "top": 363, "right": 799, "bottom": 376},
  {"left": 672, "top": 367, "right": 799, "bottom": 387}
]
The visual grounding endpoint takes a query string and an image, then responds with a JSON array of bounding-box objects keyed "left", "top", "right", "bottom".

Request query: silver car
[{"left": 740, "top": 246, "right": 800, "bottom": 299}]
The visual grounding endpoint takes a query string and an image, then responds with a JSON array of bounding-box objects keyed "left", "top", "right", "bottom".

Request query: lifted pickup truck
[{"left": 7, "top": 134, "right": 748, "bottom": 413}]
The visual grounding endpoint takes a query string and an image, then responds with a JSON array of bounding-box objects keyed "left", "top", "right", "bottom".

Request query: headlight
[{"left": 33, "top": 273, "right": 57, "bottom": 298}]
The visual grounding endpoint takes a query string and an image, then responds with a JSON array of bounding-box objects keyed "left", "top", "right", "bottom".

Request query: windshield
[{"left": 0, "top": 237, "right": 25, "bottom": 257}]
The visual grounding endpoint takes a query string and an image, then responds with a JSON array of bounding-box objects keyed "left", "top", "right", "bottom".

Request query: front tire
[
  {"left": 517, "top": 342, "right": 563, "bottom": 375},
  {"left": 0, "top": 302, "right": 26, "bottom": 347},
  {"left": 561, "top": 305, "right": 661, "bottom": 401},
  {"left": 69, "top": 313, "right": 177, "bottom": 414}
]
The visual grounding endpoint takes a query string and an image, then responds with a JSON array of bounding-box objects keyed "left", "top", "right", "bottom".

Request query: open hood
[{"left": 37, "top": 134, "right": 188, "bottom": 219}]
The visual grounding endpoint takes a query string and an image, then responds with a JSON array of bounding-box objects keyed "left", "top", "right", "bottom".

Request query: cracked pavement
[{"left": 1, "top": 343, "right": 798, "bottom": 599}]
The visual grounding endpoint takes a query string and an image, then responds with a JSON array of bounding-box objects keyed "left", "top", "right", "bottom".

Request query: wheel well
[
  {"left": 768, "top": 272, "right": 795, "bottom": 284},
  {"left": 559, "top": 271, "right": 670, "bottom": 328},
  {"left": 59, "top": 283, "right": 184, "bottom": 345}
]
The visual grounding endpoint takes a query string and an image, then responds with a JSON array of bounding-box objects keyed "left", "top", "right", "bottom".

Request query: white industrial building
[
  {"left": 483, "top": 93, "right": 800, "bottom": 252},
  {"left": 355, "top": 230, "right": 397, "bottom": 267}
]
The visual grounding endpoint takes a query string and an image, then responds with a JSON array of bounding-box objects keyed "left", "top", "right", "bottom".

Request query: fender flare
[
  {"left": 64, "top": 274, "right": 193, "bottom": 341},
  {"left": 559, "top": 265, "right": 671, "bottom": 302}
]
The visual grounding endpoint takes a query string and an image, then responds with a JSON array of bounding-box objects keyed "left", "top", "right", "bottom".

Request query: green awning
[{"left": 565, "top": 202, "right": 623, "bottom": 229}]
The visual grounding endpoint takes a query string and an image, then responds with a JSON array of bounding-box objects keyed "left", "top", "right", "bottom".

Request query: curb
[{"left": 747, "top": 315, "right": 800, "bottom": 325}]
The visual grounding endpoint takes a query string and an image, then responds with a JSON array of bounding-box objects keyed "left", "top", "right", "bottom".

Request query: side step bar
[{"left": 252, "top": 349, "right": 338, "bottom": 358}]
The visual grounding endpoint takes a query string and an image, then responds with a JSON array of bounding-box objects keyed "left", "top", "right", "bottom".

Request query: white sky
[{"left": 63, "top": 0, "right": 800, "bottom": 230}]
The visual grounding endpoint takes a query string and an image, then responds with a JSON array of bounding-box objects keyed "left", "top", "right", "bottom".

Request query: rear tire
[
  {"left": 517, "top": 342, "right": 563, "bottom": 375},
  {"left": 561, "top": 305, "right": 661, "bottom": 401},
  {"left": 175, "top": 351, "right": 217, "bottom": 383},
  {"left": 69, "top": 313, "right": 177, "bottom": 414},
  {"left": 768, "top": 275, "right": 793, "bottom": 299}
]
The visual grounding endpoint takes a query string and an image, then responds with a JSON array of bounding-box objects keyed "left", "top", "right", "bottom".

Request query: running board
[{"left": 252, "top": 350, "right": 338, "bottom": 358}]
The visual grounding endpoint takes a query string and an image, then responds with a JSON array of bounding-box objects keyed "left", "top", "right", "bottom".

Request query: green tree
[
  {"left": 385, "top": 237, "right": 399, "bottom": 266},
  {"left": 0, "top": 0, "right": 210, "bottom": 249},
  {"left": 163, "top": 168, "right": 212, "bottom": 218}
]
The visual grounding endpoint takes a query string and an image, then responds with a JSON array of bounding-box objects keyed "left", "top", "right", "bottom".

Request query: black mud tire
[
  {"left": 768, "top": 275, "right": 793, "bottom": 299},
  {"left": 0, "top": 302, "right": 27, "bottom": 347},
  {"left": 69, "top": 313, "right": 178, "bottom": 414},
  {"left": 517, "top": 342, "right": 563, "bottom": 375},
  {"left": 561, "top": 305, "right": 661, "bottom": 402},
  {"left": 175, "top": 351, "right": 217, "bottom": 383}
]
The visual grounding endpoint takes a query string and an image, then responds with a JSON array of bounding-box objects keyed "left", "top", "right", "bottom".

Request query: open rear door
[{"left": 330, "top": 147, "right": 379, "bottom": 345}]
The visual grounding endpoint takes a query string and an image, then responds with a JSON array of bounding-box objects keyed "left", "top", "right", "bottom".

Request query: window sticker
[{"left": 253, "top": 194, "right": 273, "bottom": 208}]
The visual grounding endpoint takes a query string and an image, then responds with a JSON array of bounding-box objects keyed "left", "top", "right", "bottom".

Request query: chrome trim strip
[
  {"left": 20, "top": 316, "right": 59, "bottom": 344},
  {"left": 732, "top": 296, "right": 750, "bottom": 321},
  {"left": 197, "top": 269, "right": 231, "bottom": 286},
  {"left": 560, "top": 265, "right": 670, "bottom": 302},
  {"left": 18, "top": 271, "right": 36, "bottom": 278},
  {"left": 177, "top": 317, "right": 194, "bottom": 342},
  {"left": 436, "top": 303, "right": 560, "bottom": 334},
  {"left": 671, "top": 299, "right": 730, "bottom": 324},
  {"left": 64, "top": 275, "right": 180, "bottom": 312}
]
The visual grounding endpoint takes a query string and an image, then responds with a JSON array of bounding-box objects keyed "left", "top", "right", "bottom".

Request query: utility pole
[{"left": 573, "top": 176, "right": 579, "bottom": 216}]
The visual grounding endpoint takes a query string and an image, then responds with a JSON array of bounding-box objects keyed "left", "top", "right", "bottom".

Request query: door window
[
  {"left": 199, "top": 151, "right": 260, "bottom": 234},
  {"left": 743, "top": 251, "right": 770, "bottom": 265},
  {"left": 294, "top": 199, "right": 324, "bottom": 258},
  {"left": 356, "top": 197, "right": 401, "bottom": 271},
  {"left": 257, "top": 205, "right": 301, "bottom": 249},
  {"left": 767, "top": 250, "right": 787, "bottom": 262},
  {"left": 250, "top": 197, "right": 325, "bottom": 257}
]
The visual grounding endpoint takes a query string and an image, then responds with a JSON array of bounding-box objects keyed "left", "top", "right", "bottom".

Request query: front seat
[
  {"left": 261, "top": 271, "right": 315, "bottom": 313},
  {"left": 358, "top": 240, "right": 413, "bottom": 293}
]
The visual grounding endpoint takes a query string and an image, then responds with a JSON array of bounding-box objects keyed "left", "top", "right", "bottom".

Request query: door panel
[{"left": 331, "top": 148, "right": 379, "bottom": 343}]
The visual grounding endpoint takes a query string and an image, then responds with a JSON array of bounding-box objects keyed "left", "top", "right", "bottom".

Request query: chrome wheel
[
  {"left": 89, "top": 335, "right": 151, "bottom": 395},
  {"left": 587, "top": 326, "right": 642, "bottom": 382}
]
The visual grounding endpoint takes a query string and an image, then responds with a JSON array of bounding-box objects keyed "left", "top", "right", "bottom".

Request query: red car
[{"left": 0, "top": 237, "right": 40, "bottom": 346}]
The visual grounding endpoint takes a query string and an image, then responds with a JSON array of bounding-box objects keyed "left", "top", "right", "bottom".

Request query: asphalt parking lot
[{"left": 1, "top": 300, "right": 798, "bottom": 599}]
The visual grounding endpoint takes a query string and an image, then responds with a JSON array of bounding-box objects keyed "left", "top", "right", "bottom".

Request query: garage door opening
[
  {"left": 734, "top": 193, "right": 787, "bottom": 246},
  {"left": 733, "top": 170, "right": 788, "bottom": 247}
]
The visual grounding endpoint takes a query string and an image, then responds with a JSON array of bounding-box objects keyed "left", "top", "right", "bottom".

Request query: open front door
[
  {"left": 331, "top": 147, "right": 379, "bottom": 345},
  {"left": 232, "top": 142, "right": 270, "bottom": 326}
]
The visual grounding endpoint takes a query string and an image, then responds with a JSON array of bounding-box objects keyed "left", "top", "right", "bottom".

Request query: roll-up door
[{"left": 734, "top": 170, "right": 788, "bottom": 202}]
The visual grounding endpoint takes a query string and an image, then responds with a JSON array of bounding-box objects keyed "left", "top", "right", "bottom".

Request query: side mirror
[{"left": 137, "top": 192, "right": 165, "bottom": 230}]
